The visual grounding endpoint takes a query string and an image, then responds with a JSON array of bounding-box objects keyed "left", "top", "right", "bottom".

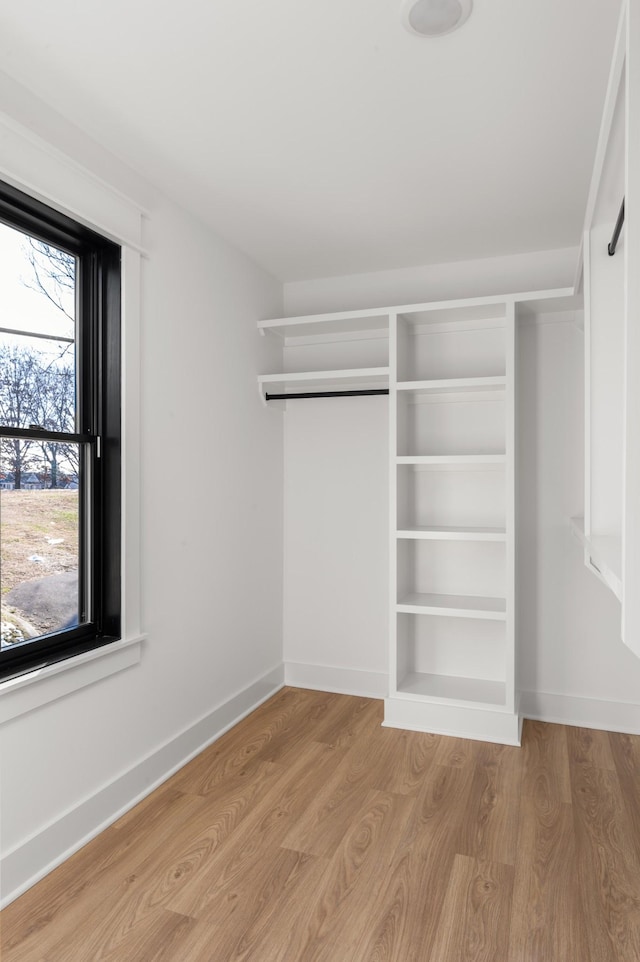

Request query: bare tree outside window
[
  {"left": 24, "top": 239, "right": 76, "bottom": 323},
  {"left": 1, "top": 227, "right": 79, "bottom": 645}
]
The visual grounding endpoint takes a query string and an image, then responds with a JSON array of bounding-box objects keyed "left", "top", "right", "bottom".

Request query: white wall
[
  {"left": 0, "top": 89, "right": 285, "bottom": 903},
  {"left": 282, "top": 253, "right": 640, "bottom": 730},
  {"left": 283, "top": 395, "right": 389, "bottom": 696},
  {"left": 517, "top": 317, "right": 640, "bottom": 727},
  {"left": 284, "top": 246, "right": 579, "bottom": 315},
  {"left": 139, "top": 200, "right": 283, "bottom": 714}
]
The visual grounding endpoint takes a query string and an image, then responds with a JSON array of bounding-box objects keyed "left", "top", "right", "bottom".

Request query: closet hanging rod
[
  {"left": 608, "top": 198, "right": 625, "bottom": 255},
  {"left": 265, "top": 389, "right": 389, "bottom": 401}
]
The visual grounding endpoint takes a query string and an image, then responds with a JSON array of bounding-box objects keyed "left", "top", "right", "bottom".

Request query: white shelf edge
[
  {"left": 394, "top": 672, "right": 507, "bottom": 710},
  {"left": 259, "top": 287, "right": 575, "bottom": 332},
  {"left": 396, "top": 526, "right": 506, "bottom": 541},
  {"left": 396, "top": 592, "right": 507, "bottom": 621},
  {"left": 396, "top": 376, "right": 506, "bottom": 394},
  {"left": 258, "top": 308, "right": 392, "bottom": 329},
  {"left": 403, "top": 316, "right": 506, "bottom": 335},
  {"left": 396, "top": 454, "right": 506, "bottom": 466},
  {"left": 258, "top": 312, "right": 391, "bottom": 339},
  {"left": 282, "top": 328, "right": 389, "bottom": 348},
  {"left": 258, "top": 366, "right": 389, "bottom": 385},
  {"left": 403, "top": 391, "right": 505, "bottom": 406}
]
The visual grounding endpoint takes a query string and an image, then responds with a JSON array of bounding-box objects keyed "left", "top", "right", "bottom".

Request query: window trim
[
  {"left": 0, "top": 103, "right": 144, "bottom": 716},
  {"left": 0, "top": 180, "right": 122, "bottom": 681},
  {"left": 0, "top": 635, "right": 143, "bottom": 725}
]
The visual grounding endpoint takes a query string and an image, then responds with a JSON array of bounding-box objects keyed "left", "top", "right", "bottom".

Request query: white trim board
[
  {"left": 0, "top": 109, "right": 146, "bottom": 252},
  {"left": 285, "top": 664, "right": 640, "bottom": 736},
  {"left": 383, "top": 697, "right": 522, "bottom": 746},
  {"left": 284, "top": 661, "right": 388, "bottom": 699},
  {"left": 0, "top": 664, "right": 285, "bottom": 909},
  {"left": 519, "top": 689, "right": 640, "bottom": 735},
  {"left": 0, "top": 636, "right": 144, "bottom": 725}
]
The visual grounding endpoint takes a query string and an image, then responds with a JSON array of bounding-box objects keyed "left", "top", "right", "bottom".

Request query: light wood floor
[{"left": 2, "top": 688, "right": 640, "bottom": 961}]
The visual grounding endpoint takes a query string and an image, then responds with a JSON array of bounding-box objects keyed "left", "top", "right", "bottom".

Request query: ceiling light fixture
[{"left": 401, "top": 0, "right": 473, "bottom": 38}]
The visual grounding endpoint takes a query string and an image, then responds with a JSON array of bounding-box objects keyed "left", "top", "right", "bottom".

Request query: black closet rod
[
  {"left": 608, "top": 198, "right": 625, "bottom": 256},
  {"left": 265, "top": 388, "right": 389, "bottom": 401}
]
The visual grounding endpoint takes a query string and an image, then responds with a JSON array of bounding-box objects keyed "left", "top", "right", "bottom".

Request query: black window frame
[{"left": 0, "top": 179, "right": 121, "bottom": 681}]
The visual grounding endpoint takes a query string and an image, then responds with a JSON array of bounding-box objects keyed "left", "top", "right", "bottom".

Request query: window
[{"left": 0, "top": 180, "right": 121, "bottom": 681}]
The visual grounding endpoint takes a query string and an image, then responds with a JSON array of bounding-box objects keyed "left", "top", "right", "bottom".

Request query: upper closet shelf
[
  {"left": 258, "top": 309, "right": 390, "bottom": 340},
  {"left": 258, "top": 288, "right": 575, "bottom": 340},
  {"left": 399, "top": 300, "right": 506, "bottom": 332}
]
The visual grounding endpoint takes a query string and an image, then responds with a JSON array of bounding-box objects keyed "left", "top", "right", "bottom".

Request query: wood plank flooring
[{"left": 2, "top": 687, "right": 640, "bottom": 961}]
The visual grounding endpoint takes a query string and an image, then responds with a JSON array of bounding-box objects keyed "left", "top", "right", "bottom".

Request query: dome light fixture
[{"left": 402, "top": 0, "right": 473, "bottom": 38}]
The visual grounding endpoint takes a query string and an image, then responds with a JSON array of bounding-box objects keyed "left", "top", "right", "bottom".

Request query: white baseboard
[
  {"left": 284, "top": 661, "right": 388, "bottom": 699},
  {"left": 283, "top": 665, "right": 640, "bottom": 737},
  {"left": 383, "top": 697, "right": 522, "bottom": 746},
  {"left": 0, "top": 663, "right": 285, "bottom": 909},
  {"left": 519, "top": 689, "right": 640, "bottom": 735}
]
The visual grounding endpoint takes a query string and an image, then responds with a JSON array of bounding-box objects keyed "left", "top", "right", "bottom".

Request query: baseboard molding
[
  {"left": 283, "top": 666, "right": 640, "bottom": 737},
  {"left": 519, "top": 689, "right": 640, "bottom": 735},
  {"left": 383, "top": 696, "right": 522, "bottom": 746},
  {"left": 0, "top": 663, "right": 285, "bottom": 908},
  {"left": 284, "top": 661, "right": 388, "bottom": 699}
]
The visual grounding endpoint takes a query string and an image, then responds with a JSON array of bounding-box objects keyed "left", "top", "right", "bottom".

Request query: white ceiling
[{"left": 0, "top": 1, "right": 622, "bottom": 281}]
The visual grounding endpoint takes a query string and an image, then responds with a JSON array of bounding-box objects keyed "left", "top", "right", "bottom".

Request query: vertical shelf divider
[
  {"left": 388, "top": 312, "right": 398, "bottom": 695},
  {"left": 505, "top": 302, "right": 516, "bottom": 717}
]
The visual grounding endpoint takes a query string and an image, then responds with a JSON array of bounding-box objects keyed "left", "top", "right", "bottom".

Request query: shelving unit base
[{"left": 383, "top": 696, "right": 522, "bottom": 746}]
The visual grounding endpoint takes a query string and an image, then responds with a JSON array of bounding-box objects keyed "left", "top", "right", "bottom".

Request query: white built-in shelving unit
[
  {"left": 388, "top": 296, "right": 519, "bottom": 744},
  {"left": 258, "top": 288, "right": 578, "bottom": 745}
]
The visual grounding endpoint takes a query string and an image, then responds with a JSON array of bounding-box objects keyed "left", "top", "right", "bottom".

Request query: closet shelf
[
  {"left": 396, "top": 376, "right": 506, "bottom": 396},
  {"left": 258, "top": 367, "right": 389, "bottom": 401},
  {"left": 396, "top": 592, "right": 507, "bottom": 620},
  {"left": 396, "top": 672, "right": 506, "bottom": 708},
  {"left": 396, "top": 526, "right": 506, "bottom": 541},
  {"left": 258, "top": 309, "right": 390, "bottom": 340},
  {"left": 396, "top": 455, "right": 506, "bottom": 467},
  {"left": 399, "top": 301, "right": 506, "bottom": 332}
]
